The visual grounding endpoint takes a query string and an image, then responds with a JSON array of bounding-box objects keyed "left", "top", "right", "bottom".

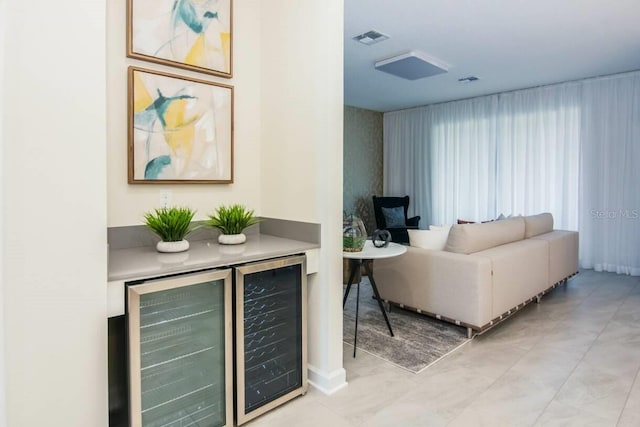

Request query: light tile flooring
[{"left": 247, "top": 270, "right": 640, "bottom": 426}]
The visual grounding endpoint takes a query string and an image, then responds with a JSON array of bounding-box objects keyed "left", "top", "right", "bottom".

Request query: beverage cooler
[
  {"left": 235, "top": 255, "right": 307, "bottom": 425},
  {"left": 127, "top": 269, "right": 233, "bottom": 427},
  {"left": 117, "top": 255, "right": 307, "bottom": 427}
]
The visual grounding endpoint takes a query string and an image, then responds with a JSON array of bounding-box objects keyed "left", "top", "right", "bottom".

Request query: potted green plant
[
  {"left": 144, "top": 206, "right": 197, "bottom": 253},
  {"left": 206, "top": 204, "right": 261, "bottom": 245}
]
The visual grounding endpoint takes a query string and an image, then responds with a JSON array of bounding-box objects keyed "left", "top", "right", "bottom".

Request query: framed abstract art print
[
  {"left": 128, "top": 66, "right": 234, "bottom": 184},
  {"left": 127, "top": 0, "right": 232, "bottom": 78}
]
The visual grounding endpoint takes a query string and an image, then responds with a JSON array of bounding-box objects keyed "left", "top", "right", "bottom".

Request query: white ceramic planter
[
  {"left": 218, "top": 233, "right": 247, "bottom": 245},
  {"left": 156, "top": 239, "right": 190, "bottom": 253}
]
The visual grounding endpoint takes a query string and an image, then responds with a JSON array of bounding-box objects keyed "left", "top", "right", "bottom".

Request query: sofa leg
[
  {"left": 467, "top": 327, "right": 473, "bottom": 339},
  {"left": 536, "top": 295, "right": 541, "bottom": 304}
]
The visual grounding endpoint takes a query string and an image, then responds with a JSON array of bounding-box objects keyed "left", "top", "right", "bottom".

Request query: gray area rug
[{"left": 343, "top": 278, "right": 470, "bottom": 373}]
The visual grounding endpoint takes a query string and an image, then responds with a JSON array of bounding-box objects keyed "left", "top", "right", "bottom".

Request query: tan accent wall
[{"left": 343, "top": 105, "right": 383, "bottom": 233}]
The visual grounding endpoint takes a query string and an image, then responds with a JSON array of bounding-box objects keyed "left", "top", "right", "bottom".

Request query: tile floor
[{"left": 247, "top": 270, "right": 640, "bottom": 426}]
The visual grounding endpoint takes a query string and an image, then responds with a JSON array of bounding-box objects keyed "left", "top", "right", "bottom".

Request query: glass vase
[{"left": 343, "top": 215, "right": 367, "bottom": 252}]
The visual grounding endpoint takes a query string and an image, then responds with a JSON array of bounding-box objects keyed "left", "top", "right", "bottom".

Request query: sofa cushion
[
  {"left": 474, "top": 239, "right": 549, "bottom": 317},
  {"left": 408, "top": 229, "right": 449, "bottom": 250},
  {"left": 444, "top": 217, "right": 525, "bottom": 254},
  {"left": 375, "top": 247, "right": 494, "bottom": 329},
  {"left": 524, "top": 213, "right": 554, "bottom": 238},
  {"left": 530, "top": 230, "right": 579, "bottom": 285},
  {"left": 429, "top": 224, "right": 453, "bottom": 232},
  {"left": 381, "top": 206, "right": 406, "bottom": 227}
]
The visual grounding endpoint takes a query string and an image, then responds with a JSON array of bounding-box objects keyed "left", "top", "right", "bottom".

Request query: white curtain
[
  {"left": 494, "top": 84, "right": 581, "bottom": 229},
  {"left": 579, "top": 73, "right": 640, "bottom": 275},
  {"left": 383, "top": 108, "right": 432, "bottom": 224},
  {"left": 429, "top": 97, "right": 498, "bottom": 226},
  {"left": 383, "top": 71, "right": 640, "bottom": 275}
]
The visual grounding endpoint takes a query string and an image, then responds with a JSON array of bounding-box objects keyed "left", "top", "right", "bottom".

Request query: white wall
[
  {"left": 1, "top": 2, "right": 344, "bottom": 425},
  {"left": 260, "top": 1, "right": 346, "bottom": 393},
  {"left": 106, "top": 1, "right": 263, "bottom": 226},
  {"left": 107, "top": 0, "right": 346, "bottom": 392},
  {"left": 0, "top": 0, "right": 6, "bottom": 424},
  {"left": 2, "top": 1, "right": 108, "bottom": 425}
]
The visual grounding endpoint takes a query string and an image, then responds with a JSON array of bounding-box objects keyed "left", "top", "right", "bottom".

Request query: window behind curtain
[
  {"left": 384, "top": 72, "right": 640, "bottom": 275},
  {"left": 428, "top": 84, "right": 580, "bottom": 230}
]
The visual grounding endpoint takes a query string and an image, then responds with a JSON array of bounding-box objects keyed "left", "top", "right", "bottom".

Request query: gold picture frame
[
  {"left": 128, "top": 66, "right": 234, "bottom": 184},
  {"left": 127, "top": 0, "right": 233, "bottom": 78}
]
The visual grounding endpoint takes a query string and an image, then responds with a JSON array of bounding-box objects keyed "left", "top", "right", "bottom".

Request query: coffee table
[{"left": 343, "top": 240, "right": 407, "bottom": 356}]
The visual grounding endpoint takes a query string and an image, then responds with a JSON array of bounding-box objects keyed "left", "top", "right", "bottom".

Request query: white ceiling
[{"left": 344, "top": 0, "right": 640, "bottom": 112}]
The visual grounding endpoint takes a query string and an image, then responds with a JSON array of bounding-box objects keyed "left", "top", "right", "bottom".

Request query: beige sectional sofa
[{"left": 374, "top": 213, "right": 578, "bottom": 337}]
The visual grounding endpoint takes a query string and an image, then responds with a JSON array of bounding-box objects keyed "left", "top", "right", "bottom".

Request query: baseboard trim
[{"left": 307, "top": 365, "right": 347, "bottom": 395}]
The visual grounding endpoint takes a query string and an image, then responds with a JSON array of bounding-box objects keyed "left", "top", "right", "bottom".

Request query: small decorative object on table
[
  {"left": 343, "top": 214, "right": 367, "bottom": 252},
  {"left": 144, "top": 206, "right": 197, "bottom": 253},
  {"left": 206, "top": 204, "right": 261, "bottom": 245},
  {"left": 372, "top": 229, "right": 392, "bottom": 248}
]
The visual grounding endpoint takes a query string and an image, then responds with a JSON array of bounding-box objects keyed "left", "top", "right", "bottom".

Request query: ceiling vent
[
  {"left": 458, "top": 76, "right": 480, "bottom": 83},
  {"left": 353, "top": 30, "right": 390, "bottom": 46},
  {"left": 375, "top": 51, "right": 448, "bottom": 80}
]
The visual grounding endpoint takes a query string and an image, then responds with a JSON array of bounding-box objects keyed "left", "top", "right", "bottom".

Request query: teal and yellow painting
[
  {"left": 128, "top": 67, "right": 233, "bottom": 183},
  {"left": 128, "top": 0, "right": 232, "bottom": 77}
]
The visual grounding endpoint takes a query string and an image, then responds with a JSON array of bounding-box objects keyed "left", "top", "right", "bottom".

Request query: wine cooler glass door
[
  {"left": 127, "top": 269, "right": 233, "bottom": 427},
  {"left": 235, "top": 255, "right": 307, "bottom": 425}
]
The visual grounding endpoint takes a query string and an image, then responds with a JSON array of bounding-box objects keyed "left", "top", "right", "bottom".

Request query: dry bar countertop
[{"left": 108, "top": 234, "right": 319, "bottom": 282}]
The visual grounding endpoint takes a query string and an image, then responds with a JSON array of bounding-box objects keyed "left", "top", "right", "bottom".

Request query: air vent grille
[{"left": 353, "top": 30, "right": 390, "bottom": 46}]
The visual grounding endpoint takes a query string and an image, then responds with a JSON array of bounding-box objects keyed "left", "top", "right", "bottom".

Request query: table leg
[
  {"left": 343, "top": 259, "right": 363, "bottom": 357},
  {"left": 342, "top": 259, "right": 359, "bottom": 308},
  {"left": 354, "top": 265, "right": 361, "bottom": 357},
  {"left": 364, "top": 261, "right": 394, "bottom": 337}
]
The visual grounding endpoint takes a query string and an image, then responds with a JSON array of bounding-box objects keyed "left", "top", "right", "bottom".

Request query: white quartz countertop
[{"left": 108, "top": 234, "right": 319, "bottom": 282}]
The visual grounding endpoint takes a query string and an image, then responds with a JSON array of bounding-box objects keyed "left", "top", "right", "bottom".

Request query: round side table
[{"left": 343, "top": 240, "right": 407, "bottom": 357}]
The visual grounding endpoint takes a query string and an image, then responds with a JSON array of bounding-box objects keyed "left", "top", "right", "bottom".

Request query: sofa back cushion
[
  {"left": 408, "top": 229, "right": 449, "bottom": 250},
  {"left": 445, "top": 217, "right": 525, "bottom": 254},
  {"left": 524, "top": 212, "right": 554, "bottom": 238}
]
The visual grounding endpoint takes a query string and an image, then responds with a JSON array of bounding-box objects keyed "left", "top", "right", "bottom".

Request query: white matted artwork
[
  {"left": 128, "top": 66, "right": 233, "bottom": 183},
  {"left": 127, "top": 0, "right": 232, "bottom": 78}
]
